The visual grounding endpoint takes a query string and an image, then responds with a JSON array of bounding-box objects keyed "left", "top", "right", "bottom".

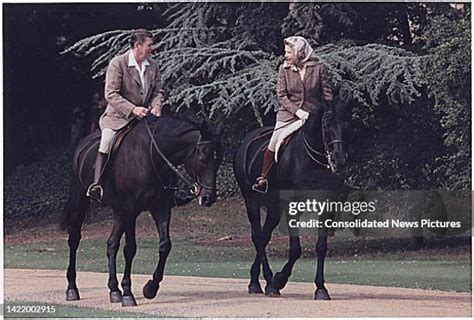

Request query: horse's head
[
  {"left": 322, "top": 111, "right": 347, "bottom": 175},
  {"left": 184, "top": 122, "right": 224, "bottom": 207}
]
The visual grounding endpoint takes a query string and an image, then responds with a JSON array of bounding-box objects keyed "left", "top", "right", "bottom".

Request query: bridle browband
[{"left": 144, "top": 119, "right": 215, "bottom": 196}]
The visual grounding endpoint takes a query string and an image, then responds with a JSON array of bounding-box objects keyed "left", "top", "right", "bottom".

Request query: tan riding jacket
[
  {"left": 99, "top": 52, "right": 165, "bottom": 131},
  {"left": 276, "top": 60, "right": 333, "bottom": 123}
]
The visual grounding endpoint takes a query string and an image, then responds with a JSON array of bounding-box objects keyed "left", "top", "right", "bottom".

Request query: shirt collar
[
  {"left": 283, "top": 60, "right": 317, "bottom": 72},
  {"left": 128, "top": 50, "right": 150, "bottom": 67},
  {"left": 283, "top": 61, "right": 303, "bottom": 72}
]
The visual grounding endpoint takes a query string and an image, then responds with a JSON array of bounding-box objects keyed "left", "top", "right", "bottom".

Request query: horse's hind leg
[
  {"left": 260, "top": 201, "right": 282, "bottom": 296},
  {"left": 107, "top": 219, "right": 125, "bottom": 303},
  {"left": 248, "top": 253, "right": 263, "bottom": 294},
  {"left": 64, "top": 196, "right": 88, "bottom": 301},
  {"left": 143, "top": 207, "right": 171, "bottom": 299},
  {"left": 272, "top": 212, "right": 302, "bottom": 291},
  {"left": 244, "top": 194, "right": 264, "bottom": 294},
  {"left": 66, "top": 223, "right": 83, "bottom": 301},
  {"left": 245, "top": 193, "right": 280, "bottom": 296}
]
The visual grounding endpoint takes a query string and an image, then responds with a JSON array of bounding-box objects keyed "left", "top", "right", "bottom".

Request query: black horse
[
  {"left": 60, "top": 114, "right": 223, "bottom": 307},
  {"left": 234, "top": 107, "right": 347, "bottom": 300}
]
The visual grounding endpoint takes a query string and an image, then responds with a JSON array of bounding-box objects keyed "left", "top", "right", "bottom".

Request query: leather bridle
[{"left": 145, "top": 119, "right": 216, "bottom": 196}]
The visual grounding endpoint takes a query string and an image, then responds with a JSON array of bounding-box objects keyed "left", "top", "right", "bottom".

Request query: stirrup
[
  {"left": 252, "top": 177, "right": 268, "bottom": 194},
  {"left": 86, "top": 184, "right": 104, "bottom": 202}
]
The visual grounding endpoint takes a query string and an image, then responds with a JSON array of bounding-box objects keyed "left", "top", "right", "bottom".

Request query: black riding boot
[
  {"left": 252, "top": 149, "right": 275, "bottom": 193},
  {"left": 86, "top": 152, "right": 107, "bottom": 202}
]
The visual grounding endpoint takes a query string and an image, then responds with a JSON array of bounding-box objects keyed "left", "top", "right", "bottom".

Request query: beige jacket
[
  {"left": 276, "top": 60, "right": 333, "bottom": 122},
  {"left": 99, "top": 51, "right": 164, "bottom": 130}
]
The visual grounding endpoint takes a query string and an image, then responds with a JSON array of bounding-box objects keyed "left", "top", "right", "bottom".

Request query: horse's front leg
[
  {"left": 120, "top": 216, "right": 138, "bottom": 307},
  {"left": 106, "top": 219, "right": 125, "bottom": 303},
  {"left": 314, "top": 224, "right": 330, "bottom": 300},
  {"left": 143, "top": 206, "right": 172, "bottom": 299}
]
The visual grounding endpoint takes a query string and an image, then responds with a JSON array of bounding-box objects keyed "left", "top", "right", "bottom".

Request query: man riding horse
[{"left": 87, "top": 29, "right": 164, "bottom": 201}]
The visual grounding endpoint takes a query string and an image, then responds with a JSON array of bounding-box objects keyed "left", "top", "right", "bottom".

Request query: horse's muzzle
[{"left": 332, "top": 165, "right": 348, "bottom": 178}]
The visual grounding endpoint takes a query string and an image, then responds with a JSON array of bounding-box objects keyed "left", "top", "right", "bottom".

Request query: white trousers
[
  {"left": 98, "top": 128, "right": 117, "bottom": 154},
  {"left": 268, "top": 119, "right": 304, "bottom": 162}
]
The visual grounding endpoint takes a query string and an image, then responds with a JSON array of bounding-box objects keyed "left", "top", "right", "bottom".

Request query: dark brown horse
[
  {"left": 60, "top": 114, "right": 223, "bottom": 306},
  {"left": 234, "top": 107, "right": 347, "bottom": 300}
]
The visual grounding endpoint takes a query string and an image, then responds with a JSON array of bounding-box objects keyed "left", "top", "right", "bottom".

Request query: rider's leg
[
  {"left": 252, "top": 120, "right": 304, "bottom": 193},
  {"left": 252, "top": 132, "right": 278, "bottom": 193},
  {"left": 86, "top": 128, "right": 116, "bottom": 201},
  {"left": 273, "top": 119, "right": 304, "bottom": 160}
]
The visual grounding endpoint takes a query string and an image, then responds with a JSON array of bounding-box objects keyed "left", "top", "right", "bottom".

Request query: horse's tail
[{"left": 60, "top": 172, "right": 91, "bottom": 232}]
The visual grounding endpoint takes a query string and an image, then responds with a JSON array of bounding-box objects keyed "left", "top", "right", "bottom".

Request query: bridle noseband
[{"left": 183, "top": 136, "right": 216, "bottom": 195}]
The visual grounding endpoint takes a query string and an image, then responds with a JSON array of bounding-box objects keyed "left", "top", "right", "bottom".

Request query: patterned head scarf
[{"left": 282, "top": 36, "right": 317, "bottom": 70}]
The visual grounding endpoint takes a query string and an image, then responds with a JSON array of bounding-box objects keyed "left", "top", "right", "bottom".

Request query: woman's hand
[
  {"left": 295, "top": 109, "right": 309, "bottom": 122},
  {"left": 150, "top": 105, "right": 162, "bottom": 117}
]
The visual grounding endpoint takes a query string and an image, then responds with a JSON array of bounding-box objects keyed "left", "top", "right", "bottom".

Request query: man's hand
[
  {"left": 150, "top": 105, "right": 162, "bottom": 117},
  {"left": 132, "top": 106, "right": 149, "bottom": 119},
  {"left": 295, "top": 109, "right": 309, "bottom": 123}
]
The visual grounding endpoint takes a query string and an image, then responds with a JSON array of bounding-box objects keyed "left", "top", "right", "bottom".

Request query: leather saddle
[
  {"left": 108, "top": 121, "right": 136, "bottom": 159},
  {"left": 247, "top": 130, "right": 295, "bottom": 181}
]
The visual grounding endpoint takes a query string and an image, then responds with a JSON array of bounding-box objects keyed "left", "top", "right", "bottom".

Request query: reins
[
  {"left": 144, "top": 118, "right": 214, "bottom": 196},
  {"left": 302, "top": 118, "right": 345, "bottom": 170}
]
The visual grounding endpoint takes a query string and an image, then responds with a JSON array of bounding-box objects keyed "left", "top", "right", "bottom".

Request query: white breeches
[
  {"left": 268, "top": 119, "right": 304, "bottom": 162},
  {"left": 98, "top": 128, "right": 117, "bottom": 154}
]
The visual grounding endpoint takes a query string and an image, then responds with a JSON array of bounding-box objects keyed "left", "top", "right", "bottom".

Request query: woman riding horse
[
  {"left": 235, "top": 36, "right": 347, "bottom": 300},
  {"left": 252, "top": 36, "right": 333, "bottom": 193}
]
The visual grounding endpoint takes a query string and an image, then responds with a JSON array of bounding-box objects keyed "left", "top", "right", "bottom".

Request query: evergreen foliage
[
  {"left": 62, "top": 2, "right": 470, "bottom": 191},
  {"left": 421, "top": 7, "right": 471, "bottom": 190},
  {"left": 65, "top": 3, "right": 423, "bottom": 124}
]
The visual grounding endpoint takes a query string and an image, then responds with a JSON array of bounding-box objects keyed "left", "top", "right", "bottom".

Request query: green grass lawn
[{"left": 5, "top": 239, "right": 471, "bottom": 292}]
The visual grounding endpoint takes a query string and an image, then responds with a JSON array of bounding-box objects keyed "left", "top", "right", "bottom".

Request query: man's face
[{"left": 135, "top": 37, "right": 154, "bottom": 61}]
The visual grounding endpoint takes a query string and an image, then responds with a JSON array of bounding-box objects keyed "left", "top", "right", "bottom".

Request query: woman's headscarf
[{"left": 283, "top": 36, "right": 317, "bottom": 70}]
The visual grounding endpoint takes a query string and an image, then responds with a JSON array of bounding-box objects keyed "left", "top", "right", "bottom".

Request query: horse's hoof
[
  {"left": 122, "top": 295, "right": 137, "bottom": 307},
  {"left": 264, "top": 284, "right": 281, "bottom": 297},
  {"left": 109, "top": 291, "right": 122, "bottom": 303},
  {"left": 143, "top": 280, "right": 160, "bottom": 299},
  {"left": 66, "top": 288, "right": 80, "bottom": 301},
  {"left": 314, "top": 288, "right": 331, "bottom": 300},
  {"left": 272, "top": 272, "right": 288, "bottom": 290},
  {"left": 248, "top": 282, "right": 264, "bottom": 294}
]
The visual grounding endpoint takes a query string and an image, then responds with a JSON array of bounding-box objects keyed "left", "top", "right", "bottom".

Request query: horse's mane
[
  {"left": 322, "top": 109, "right": 336, "bottom": 129},
  {"left": 145, "top": 114, "right": 201, "bottom": 137}
]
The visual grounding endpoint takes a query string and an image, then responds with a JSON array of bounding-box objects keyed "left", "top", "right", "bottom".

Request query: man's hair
[{"left": 130, "top": 29, "right": 153, "bottom": 48}]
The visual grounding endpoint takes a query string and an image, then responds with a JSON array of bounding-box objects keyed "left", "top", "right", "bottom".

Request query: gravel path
[{"left": 4, "top": 269, "right": 472, "bottom": 317}]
